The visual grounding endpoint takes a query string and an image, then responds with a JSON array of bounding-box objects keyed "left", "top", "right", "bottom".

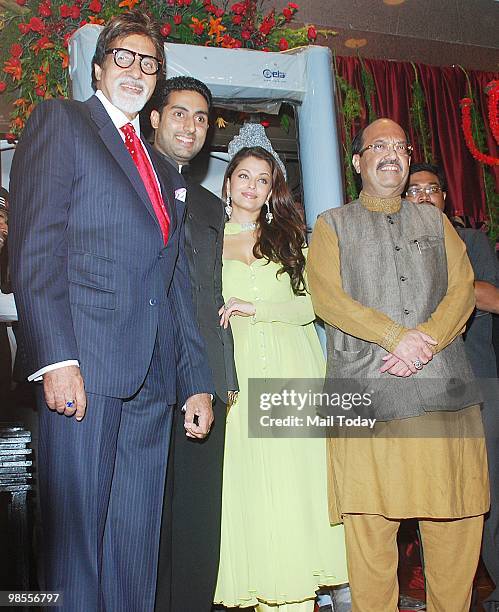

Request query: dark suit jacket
[
  {"left": 9, "top": 95, "right": 212, "bottom": 403},
  {"left": 183, "top": 177, "right": 238, "bottom": 403}
]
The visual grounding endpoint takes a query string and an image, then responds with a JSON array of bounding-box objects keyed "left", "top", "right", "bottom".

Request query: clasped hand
[{"left": 380, "top": 329, "right": 437, "bottom": 377}]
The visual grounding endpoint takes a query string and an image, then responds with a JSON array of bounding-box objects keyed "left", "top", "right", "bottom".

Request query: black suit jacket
[
  {"left": 9, "top": 95, "right": 213, "bottom": 403},
  {"left": 183, "top": 177, "right": 238, "bottom": 403}
]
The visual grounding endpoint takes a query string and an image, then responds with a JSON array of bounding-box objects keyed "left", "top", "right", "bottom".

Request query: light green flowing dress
[{"left": 214, "top": 224, "right": 348, "bottom": 611}]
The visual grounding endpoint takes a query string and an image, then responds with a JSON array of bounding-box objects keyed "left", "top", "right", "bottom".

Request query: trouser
[
  {"left": 481, "top": 398, "right": 499, "bottom": 612},
  {"left": 38, "top": 344, "right": 173, "bottom": 612},
  {"left": 256, "top": 601, "right": 314, "bottom": 611},
  {"left": 155, "top": 394, "right": 226, "bottom": 612},
  {"left": 343, "top": 513, "right": 484, "bottom": 612},
  {"left": 0, "top": 322, "right": 11, "bottom": 402}
]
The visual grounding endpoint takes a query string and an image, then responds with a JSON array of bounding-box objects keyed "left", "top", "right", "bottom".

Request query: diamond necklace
[{"left": 239, "top": 222, "right": 258, "bottom": 232}]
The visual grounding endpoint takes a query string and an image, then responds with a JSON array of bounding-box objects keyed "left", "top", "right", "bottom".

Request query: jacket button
[
  {"left": 188, "top": 213, "right": 193, "bottom": 219},
  {"left": 400, "top": 276, "right": 407, "bottom": 282},
  {"left": 395, "top": 246, "right": 401, "bottom": 251},
  {"left": 149, "top": 298, "right": 157, "bottom": 306},
  {"left": 404, "top": 308, "right": 410, "bottom": 314},
  {"left": 193, "top": 247, "right": 198, "bottom": 254}
]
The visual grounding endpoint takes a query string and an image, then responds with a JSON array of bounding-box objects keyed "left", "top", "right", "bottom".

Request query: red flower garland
[
  {"left": 485, "top": 80, "right": 499, "bottom": 146},
  {"left": 460, "top": 96, "right": 499, "bottom": 166}
]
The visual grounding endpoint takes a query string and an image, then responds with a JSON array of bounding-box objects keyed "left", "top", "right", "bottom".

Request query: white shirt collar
[{"left": 95, "top": 90, "right": 141, "bottom": 136}]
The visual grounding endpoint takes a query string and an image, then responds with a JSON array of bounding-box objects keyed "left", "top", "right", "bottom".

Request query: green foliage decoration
[
  {"left": 359, "top": 55, "right": 376, "bottom": 124},
  {"left": 409, "top": 63, "right": 434, "bottom": 164},
  {"left": 334, "top": 67, "right": 362, "bottom": 202}
]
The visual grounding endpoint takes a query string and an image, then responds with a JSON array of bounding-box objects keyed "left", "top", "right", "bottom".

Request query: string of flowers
[
  {"left": 0, "top": 0, "right": 324, "bottom": 139},
  {"left": 485, "top": 79, "right": 499, "bottom": 146},
  {"left": 459, "top": 69, "right": 499, "bottom": 240},
  {"left": 460, "top": 98, "right": 499, "bottom": 166}
]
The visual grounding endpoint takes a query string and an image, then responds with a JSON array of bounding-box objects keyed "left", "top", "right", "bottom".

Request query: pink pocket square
[{"left": 175, "top": 188, "right": 187, "bottom": 202}]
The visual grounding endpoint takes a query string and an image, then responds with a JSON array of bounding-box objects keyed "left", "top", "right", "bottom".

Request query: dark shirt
[{"left": 458, "top": 228, "right": 498, "bottom": 378}]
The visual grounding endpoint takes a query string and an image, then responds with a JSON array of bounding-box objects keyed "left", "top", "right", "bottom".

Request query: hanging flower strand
[
  {"left": 460, "top": 97, "right": 499, "bottom": 166},
  {"left": 485, "top": 80, "right": 499, "bottom": 146}
]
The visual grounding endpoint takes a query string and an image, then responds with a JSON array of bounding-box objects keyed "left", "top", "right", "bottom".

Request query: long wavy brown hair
[{"left": 222, "top": 146, "right": 306, "bottom": 295}]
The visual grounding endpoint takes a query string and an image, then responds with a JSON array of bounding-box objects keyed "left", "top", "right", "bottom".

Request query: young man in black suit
[{"left": 149, "top": 76, "right": 238, "bottom": 612}]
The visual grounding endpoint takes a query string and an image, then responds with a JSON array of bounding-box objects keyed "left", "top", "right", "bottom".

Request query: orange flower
[
  {"left": 34, "top": 71, "right": 47, "bottom": 87},
  {"left": 189, "top": 17, "right": 205, "bottom": 35},
  {"left": 3, "top": 58, "right": 22, "bottom": 81},
  {"left": 13, "top": 116, "right": 25, "bottom": 130},
  {"left": 88, "top": 16, "right": 105, "bottom": 25},
  {"left": 208, "top": 16, "right": 226, "bottom": 43},
  {"left": 118, "top": 0, "right": 140, "bottom": 9},
  {"left": 13, "top": 98, "right": 27, "bottom": 107},
  {"left": 59, "top": 51, "right": 69, "bottom": 69},
  {"left": 32, "top": 36, "right": 54, "bottom": 55}
]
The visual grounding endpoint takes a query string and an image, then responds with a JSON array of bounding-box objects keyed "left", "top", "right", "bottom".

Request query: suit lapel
[{"left": 86, "top": 96, "right": 163, "bottom": 238}]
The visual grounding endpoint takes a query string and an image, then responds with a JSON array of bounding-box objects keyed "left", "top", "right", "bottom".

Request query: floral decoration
[
  {"left": 0, "top": 0, "right": 330, "bottom": 139},
  {"left": 460, "top": 89, "right": 499, "bottom": 166},
  {"left": 485, "top": 80, "right": 499, "bottom": 146}
]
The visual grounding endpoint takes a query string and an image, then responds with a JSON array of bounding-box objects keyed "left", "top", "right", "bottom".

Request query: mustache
[
  {"left": 377, "top": 159, "right": 402, "bottom": 171},
  {"left": 116, "top": 77, "right": 145, "bottom": 93}
]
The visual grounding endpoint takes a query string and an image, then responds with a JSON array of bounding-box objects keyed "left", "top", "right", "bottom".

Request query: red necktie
[{"left": 121, "top": 122, "right": 170, "bottom": 244}]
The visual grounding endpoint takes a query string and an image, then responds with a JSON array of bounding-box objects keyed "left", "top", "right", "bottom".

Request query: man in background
[
  {"left": 407, "top": 162, "right": 499, "bottom": 612},
  {"left": 149, "top": 76, "right": 238, "bottom": 612}
]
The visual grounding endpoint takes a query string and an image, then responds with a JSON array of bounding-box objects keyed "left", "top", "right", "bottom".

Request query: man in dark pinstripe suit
[{"left": 9, "top": 11, "right": 213, "bottom": 612}]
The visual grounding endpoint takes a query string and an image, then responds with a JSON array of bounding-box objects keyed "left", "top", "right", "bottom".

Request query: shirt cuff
[
  {"left": 180, "top": 394, "right": 214, "bottom": 412},
  {"left": 28, "top": 360, "right": 80, "bottom": 382},
  {"left": 380, "top": 322, "right": 408, "bottom": 353}
]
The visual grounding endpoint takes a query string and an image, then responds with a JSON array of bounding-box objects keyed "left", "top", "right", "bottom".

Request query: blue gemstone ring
[{"left": 66, "top": 400, "right": 75, "bottom": 409}]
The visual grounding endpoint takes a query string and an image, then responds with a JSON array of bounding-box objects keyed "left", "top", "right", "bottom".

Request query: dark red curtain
[{"left": 335, "top": 57, "right": 499, "bottom": 223}]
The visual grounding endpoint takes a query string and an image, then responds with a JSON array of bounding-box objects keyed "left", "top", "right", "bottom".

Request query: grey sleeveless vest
[{"left": 321, "top": 198, "right": 480, "bottom": 421}]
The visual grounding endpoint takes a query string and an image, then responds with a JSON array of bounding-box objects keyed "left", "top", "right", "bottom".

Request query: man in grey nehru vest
[{"left": 308, "top": 118, "right": 489, "bottom": 612}]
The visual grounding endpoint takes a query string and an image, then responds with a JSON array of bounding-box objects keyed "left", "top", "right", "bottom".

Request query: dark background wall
[{"left": 262, "top": 0, "right": 499, "bottom": 71}]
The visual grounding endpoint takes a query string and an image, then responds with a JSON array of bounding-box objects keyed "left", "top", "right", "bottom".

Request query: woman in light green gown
[{"left": 213, "top": 145, "right": 348, "bottom": 611}]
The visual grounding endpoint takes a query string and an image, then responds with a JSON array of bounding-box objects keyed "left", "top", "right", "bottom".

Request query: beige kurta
[{"left": 308, "top": 194, "right": 489, "bottom": 523}]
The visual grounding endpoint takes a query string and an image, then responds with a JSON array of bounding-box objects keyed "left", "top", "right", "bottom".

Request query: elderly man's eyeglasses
[
  {"left": 105, "top": 48, "right": 161, "bottom": 75},
  {"left": 358, "top": 142, "right": 413, "bottom": 157},
  {"left": 406, "top": 185, "right": 443, "bottom": 197}
]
